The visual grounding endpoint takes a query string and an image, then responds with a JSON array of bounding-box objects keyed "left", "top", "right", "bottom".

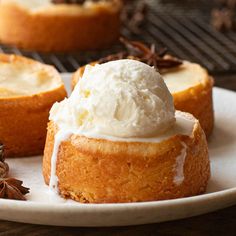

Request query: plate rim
[{"left": 0, "top": 186, "right": 236, "bottom": 209}]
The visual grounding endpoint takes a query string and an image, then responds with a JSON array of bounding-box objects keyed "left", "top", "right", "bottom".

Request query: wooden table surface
[{"left": 1, "top": 75, "right": 236, "bottom": 236}]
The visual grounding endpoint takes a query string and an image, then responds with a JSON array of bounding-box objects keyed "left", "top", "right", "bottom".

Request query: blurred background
[{"left": 2, "top": 0, "right": 236, "bottom": 89}]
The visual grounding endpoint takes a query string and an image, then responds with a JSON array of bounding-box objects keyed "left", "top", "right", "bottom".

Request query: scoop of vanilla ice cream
[{"left": 50, "top": 59, "right": 175, "bottom": 138}]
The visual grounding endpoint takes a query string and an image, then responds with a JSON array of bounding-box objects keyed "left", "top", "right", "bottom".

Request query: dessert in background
[
  {"left": 72, "top": 38, "right": 214, "bottom": 137},
  {"left": 211, "top": 0, "right": 236, "bottom": 31},
  {"left": 162, "top": 62, "right": 214, "bottom": 138},
  {"left": 43, "top": 59, "right": 210, "bottom": 203},
  {"left": 0, "top": 54, "right": 66, "bottom": 157},
  {"left": 0, "top": 0, "right": 122, "bottom": 52}
]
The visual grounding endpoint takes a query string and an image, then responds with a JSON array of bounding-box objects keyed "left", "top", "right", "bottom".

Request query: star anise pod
[
  {"left": 0, "top": 144, "right": 29, "bottom": 200},
  {"left": 211, "top": 0, "right": 236, "bottom": 31},
  {"left": 0, "top": 178, "right": 30, "bottom": 201},
  {"left": 121, "top": 37, "right": 182, "bottom": 69},
  {"left": 211, "top": 8, "right": 235, "bottom": 31},
  {"left": 0, "top": 144, "right": 9, "bottom": 178},
  {"left": 98, "top": 37, "right": 182, "bottom": 70},
  {"left": 121, "top": 0, "right": 148, "bottom": 33}
]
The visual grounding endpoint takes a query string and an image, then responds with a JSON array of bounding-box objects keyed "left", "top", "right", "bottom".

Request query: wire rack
[{"left": 1, "top": 0, "right": 236, "bottom": 75}]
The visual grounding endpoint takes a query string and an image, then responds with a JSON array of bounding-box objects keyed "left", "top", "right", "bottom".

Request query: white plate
[{"left": 1, "top": 74, "right": 236, "bottom": 227}]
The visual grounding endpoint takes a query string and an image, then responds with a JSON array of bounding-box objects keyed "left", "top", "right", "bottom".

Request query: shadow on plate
[
  {"left": 208, "top": 121, "right": 236, "bottom": 151},
  {"left": 206, "top": 177, "right": 231, "bottom": 193}
]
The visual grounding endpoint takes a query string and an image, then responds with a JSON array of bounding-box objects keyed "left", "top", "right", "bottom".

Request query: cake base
[
  {"left": 43, "top": 113, "right": 210, "bottom": 203},
  {"left": 0, "top": 54, "right": 67, "bottom": 157},
  {"left": 172, "top": 78, "right": 214, "bottom": 138}
]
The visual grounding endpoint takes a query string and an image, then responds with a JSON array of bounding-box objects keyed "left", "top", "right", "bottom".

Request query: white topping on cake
[
  {"left": 50, "top": 59, "right": 176, "bottom": 138},
  {"left": 0, "top": 59, "right": 63, "bottom": 98},
  {"left": 163, "top": 61, "right": 208, "bottom": 94},
  {"left": 173, "top": 142, "right": 187, "bottom": 185}
]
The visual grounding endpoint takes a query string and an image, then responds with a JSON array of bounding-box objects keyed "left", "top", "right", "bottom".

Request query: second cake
[{"left": 0, "top": 54, "right": 67, "bottom": 157}]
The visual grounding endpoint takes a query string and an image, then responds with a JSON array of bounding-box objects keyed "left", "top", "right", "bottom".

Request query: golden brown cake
[
  {"left": 0, "top": 0, "right": 122, "bottom": 52},
  {"left": 43, "top": 112, "right": 210, "bottom": 203},
  {"left": 72, "top": 60, "right": 214, "bottom": 137},
  {"left": 43, "top": 59, "right": 210, "bottom": 203},
  {"left": 0, "top": 54, "right": 67, "bottom": 157},
  {"left": 162, "top": 61, "right": 214, "bottom": 138}
]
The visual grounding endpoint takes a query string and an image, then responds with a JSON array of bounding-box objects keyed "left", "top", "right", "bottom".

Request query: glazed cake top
[
  {"left": 0, "top": 55, "right": 63, "bottom": 98},
  {"left": 162, "top": 61, "right": 209, "bottom": 94}
]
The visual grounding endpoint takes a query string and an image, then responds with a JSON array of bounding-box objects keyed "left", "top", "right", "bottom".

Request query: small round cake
[
  {"left": 43, "top": 59, "right": 210, "bottom": 203},
  {"left": 0, "top": 54, "right": 67, "bottom": 157},
  {"left": 0, "top": 0, "right": 122, "bottom": 52},
  {"left": 72, "top": 60, "right": 214, "bottom": 137},
  {"left": 162, "top": 61, "right": 214, "bottom": 138}
]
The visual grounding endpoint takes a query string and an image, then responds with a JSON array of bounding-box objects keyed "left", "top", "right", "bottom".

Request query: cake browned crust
[
  {"left": 0, "top": 0, "right": 122, "bottom": 52},
  {"left": 0, "top": 54, "right": 67, "bottom": 157},
  {"left": 172, "top": 76, "right": 214, "bottom": 138},
  {"left": 43, "top": 113, "right": 210, "bottom": 203}
]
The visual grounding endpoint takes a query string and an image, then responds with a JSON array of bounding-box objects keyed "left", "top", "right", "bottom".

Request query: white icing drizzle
[
  {"left": 57, "top": 112, "right": 195, "bottom": 144},
  {"left": 49, "top": 130, "right": 72, "bottom": 192},
  {"left": 173, "top": 142, "right": 187, "bottom": 185},
  {"left": 48, "top": 189, "right": 67, "bottom": 203}
]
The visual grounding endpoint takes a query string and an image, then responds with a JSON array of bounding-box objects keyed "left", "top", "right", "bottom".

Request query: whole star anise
[
  {"left": 0, "top": 178, "right": 30, "bottom": 201},
  {"left": 0, "top": 144, "right": 9, "bottom": 178},
  {"left": 121, "top": 0, "right": 148, "bottom": 33},
  {"left": 211, "top": 0, "right": 236, "bottom": 31},
  {"left": 0, "top": 144, "right": 30, "bottom": 201},
  {"left": 99, "top": 37, "right": 183, "bottom": 70},
  {"left": 211, "top": 8, "right": 235, "bottom": 31}
]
